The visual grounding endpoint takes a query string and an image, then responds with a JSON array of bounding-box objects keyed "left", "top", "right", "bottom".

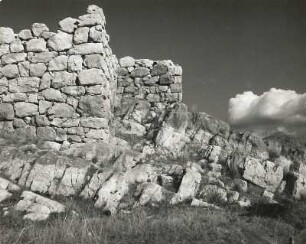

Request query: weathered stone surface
[
  {"left": 1, "top": 64, "right": 19, "bottom": 78},
  {"left": 131, "top": 67, "right": 150, "bottom": 78},
  {"left": 78, "top": 95, "right": 110, "bottom": 118},
  {"left": 10, "top": 40, "right": 24, "bottom": 53},
  {"left": 26, "top": 39, "right": 47, "bottom": 52},
  {"left": 0, "top": 44, "right": 10, "bottom": 57},
  {"left": 48, "top": 32, "right": 73, "bottom": 51},
  {"left": 1, "top": 53, "right": 26, "bottom": 64},
  {"left": 51, "top": 71, "right": 77, "bottom": 88},
  {"left": 48, "top": 103, "right": 77, "bottom": 118},
  {"left": 39, "top": 100, "right": 53, "bottom": 114},
  {"left": 49, "top": 55, "right": 68, "bottom": 71},
  {"left": 243, "top": 157, "right": 283, "bottom": 192},
  {"left": 15, "top": 102, "right": 38, "bottom": 117},
  {"left": 32, "top": 23, "right": 49, "bottom": 37},
  {"left": 29, "top": 63, "right": 47, "bottom": 77},
  {"left": 152, "top": 63, "right": 168, "bottom": 76},
  {"left": 171, "top": 168, "right": 201, "bottom": 204},
  {"left": 78, "top": 14, "right": 104, "bottom": 27},
  {"left": 0, "top": 103, "right": 14, "bottom": 121},
  {"left": 19, "top": 29, "right": 33, "bottom": 40},
  {"left": 37, "top": 127, "right": 57, "bottom": 141},
  {"left": 89, "top": 27, "right": 103, "bottom": 42},
  {"left": 59, "top": 17, "right": 78, "bottom": 33},
  {"left": 28, "top": 51, "right": 57, "bottom": 63},
  {"left": 68, "top": 43, "right": 104, "bottom": 55},
  {"left": 9, "top": 77, "right": 39, "bottom": 93},
  {"left": 68, "top": 55, "right": 83, "bottom": 72},
  {"left": 78, "top": 68, "right": 106, "bottom": 86},
  {"left": 0, "top": 27, "right": 15, "bottom": 44},
  {"left": 0, "top": 189, "right": 12, "bottom": 203},
  {"left": 80, "top": 117, "right": 108, "bottom": 129},
  {"left": 15, "top": 191, "right": 65, "bottom": 221},
  {"left": 84, "top": 54, "right": 107, "bottom": 69},
  {"left": 42, "top": 88, "right": 65, "bottom": 102},
  {"left": 74, "top": 27, "right": 89, "bottom": 44},
  {"left": 61, "top": 86, "right": 85, "bottom": 96}
]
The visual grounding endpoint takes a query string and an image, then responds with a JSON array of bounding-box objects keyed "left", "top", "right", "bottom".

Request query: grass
[{"left": 0, "top": 202, "right": 297, "bottom": 244}]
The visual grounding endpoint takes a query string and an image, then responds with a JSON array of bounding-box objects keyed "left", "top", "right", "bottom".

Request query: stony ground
[{"left": 0, "top": 203, "right": 301, "bottom": 244}]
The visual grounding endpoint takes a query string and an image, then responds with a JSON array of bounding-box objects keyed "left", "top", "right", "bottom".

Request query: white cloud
[{"left": 228, "top": 88, "right": 306, "bottom": 128}]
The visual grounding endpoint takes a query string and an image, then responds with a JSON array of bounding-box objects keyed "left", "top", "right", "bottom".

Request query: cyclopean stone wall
[
  {"left": 0, "top": 5, "right": 118, "bottom": 147},
  {"left": 115, "top": 56, "right": 183, "bottom": 108}
]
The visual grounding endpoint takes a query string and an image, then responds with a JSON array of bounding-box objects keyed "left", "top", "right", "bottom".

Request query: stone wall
[
  {"left": 0, "top": 5, "right": 118, "bottom": 147},
  {"left": 115, "top": 56, "right": 183, "bottom": 108}
]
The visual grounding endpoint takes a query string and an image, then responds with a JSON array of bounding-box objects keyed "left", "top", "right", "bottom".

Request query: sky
[{"left": 0, "top": 0, "right": 306, "bottom": 128}]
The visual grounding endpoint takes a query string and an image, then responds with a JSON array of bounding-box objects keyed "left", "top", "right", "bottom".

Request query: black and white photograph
[{"left": 0, "top": 0, "right": 306, "bottom": 243}]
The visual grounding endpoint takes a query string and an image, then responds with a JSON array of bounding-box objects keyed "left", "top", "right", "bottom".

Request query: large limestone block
[
  {"left": 0, "top": 27, "right": 15, "bottom": 44},
  {"left": 171, "top": 168, "right": 201, "bottom": 204},
  {"left": 9, "top": 77, "right": 40, "bottom": 93},
  {"left": 78, "top": 68, "right": 106, "bottom": 86},
  {"left": 0, "top": 103, "right": 14, "bottom": 120},
  {"left": 15, "top": 102, "right": 38, "bottom": 117},
  {"left": 78, "top": 95, "right": 111, "bottom": 118},
  {"left": 48, "top": 103, "right": 78, "bottom": 118},
  {"left": 48, "top": 32, "right": 73, "bottom": 51},
  {"left": 68, "top": 43, "right": 104, "bottom": 55},
  {"left": 243, "top": 157, "right": 283, "bottom": 192},
  {"left": 1, "top": 64, "right": 19, "bottom": 78},
  {"left": 2, "top": 53, "right": 27, "bottom": 64},
  {"left": 26, "top": 38, "right": 47, "bottom": 52}
]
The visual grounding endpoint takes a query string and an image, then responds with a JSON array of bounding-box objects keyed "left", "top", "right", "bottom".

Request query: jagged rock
[
  {"left": 0, "top": 27, "right": 15, "bottom": 44},
  {"left": 171, "top": 167, "right": 201, "bottom": 204},
  {"left": 15, "top": 191, "right": 66, "bottom": 221},
  {"left": 48, "top": 32, "right": 73, "bottom": 51},
  {"left": 243, "top": 157, "right": 283, "bottom": 192},
  {"left": 136, "top": 182, "right": 174, "bottom": 206},
  {"left": 32, "top": 23, "right": 49, "bottom": 37},
  {"left": 59, "top": 17, "right": 78, "bottom": 33},
  {"left": 19, "top": 29, "right": 33, "bottom": 40}
]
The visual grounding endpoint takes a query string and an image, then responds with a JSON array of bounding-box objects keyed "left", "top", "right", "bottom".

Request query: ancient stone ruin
[{"left": 0, "top": 5, "right": 183, "bottom": 148}]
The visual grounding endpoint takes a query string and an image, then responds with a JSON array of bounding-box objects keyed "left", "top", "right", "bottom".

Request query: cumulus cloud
[{"left": 228, "top": 88, "right": 306, "bottom": 128}]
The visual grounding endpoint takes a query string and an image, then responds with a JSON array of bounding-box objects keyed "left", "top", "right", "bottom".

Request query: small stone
[
  {"left": 160, "top": 73, "right": 174, "bottom": 85},
  {"left": 18, "top": 61, "right": 30, "bottom": 77},
  {"left": 13, "top": 118, "right": 27, "bottom": 128},
  {"left": 37, "top": 127, "right": 56, "bottom": 140},
  {"left": 61, "top": 86, "right": 85, "bottom": 96},
  {"left": 74, "top": 27, "right": 89, "bottom": 44},
  {"left": 48, "top": 32, "right": 73, "bottom": 51},
  {"left": 85, "top": 129, "right": 109, "bottom": 140},
  {"left": 84, "top": 54, "right": 107, "bottom": 70},
  {"left": 26, "top": 39, "right": 47, "bottom": 52},
  {"left": 89, "top": 27, "right": 102, "bottom": 42},
  {"left": 59, "top": 17, "right": 78, "bottom": 33},
  {"left": 35, "top": 115, "right": 50, "bottom": 126},
  {"left": 0, "top": 44, "right": 10, "bottom": 57},
  {"left": 68, "top": 55, "right": 83, "bottom": 72},
  {"left": 39, "top": 73, "right": 51, "bottom": 90},
  {"left": 18, "top": 29, "right": 33, "bottom": 40},
  {"left": 0, "top": 27, "right": 15, "bottom": 44},
  {"left": 80, "top": 117, "right": 108, "bottom": 129},
  {"left": 152, "top": 63, "right": 168, "bottom": 76},
  {"left": 39, "top": 100, "right": 53, "bottom": 114}
]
